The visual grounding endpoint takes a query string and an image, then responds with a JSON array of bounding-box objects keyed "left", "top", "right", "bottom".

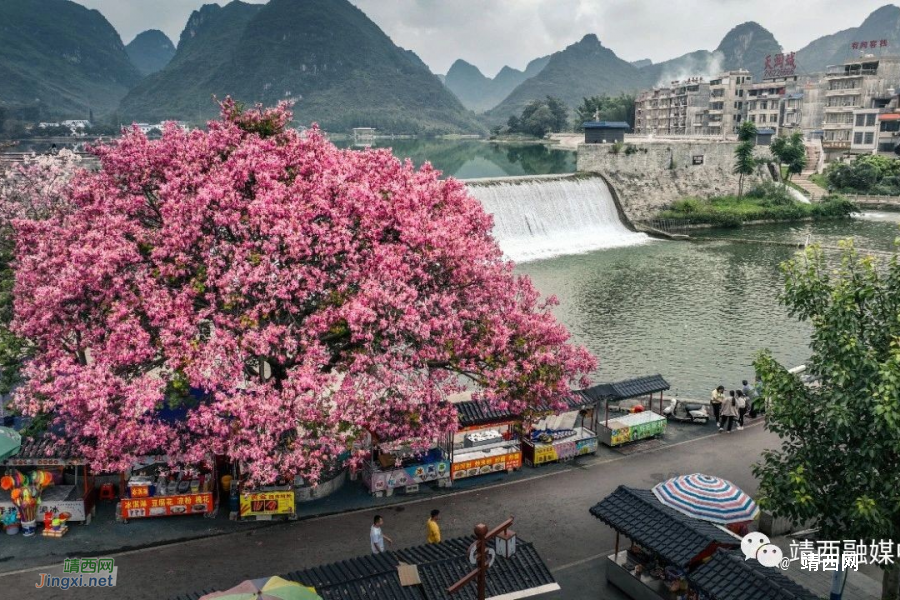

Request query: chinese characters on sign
[
  {"left": 119, "top": 492, "right": 213, "bottom": 519},
  {"left": 764, "top": 52, "right": 797, "bottom": 79},
  {"left": 784, "top": 540, "right": 900, "bottom": 571},
  {"left": 851, "top": 39, "right": 890, "bottom": 50}
]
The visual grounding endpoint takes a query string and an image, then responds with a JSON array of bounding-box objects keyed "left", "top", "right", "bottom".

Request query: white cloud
[{"left": 77, "top": 0, "right": 896, "bottom": 76}]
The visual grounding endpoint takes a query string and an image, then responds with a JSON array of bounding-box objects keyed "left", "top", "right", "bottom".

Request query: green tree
[
  {"left": 506, "top": 96, "right": 570, "bottom": 137},
  {"left": 734, "top": 121, "right": 758, "bottom": 199},
  {"left": 574, "top": 94, "right": 636, "bottom": 131},
  {"left": 753, "top": 242, "right": 900, "bottom": 599},
  {"left": 770, "top": 131, "right": 806, "bottom": 188}
]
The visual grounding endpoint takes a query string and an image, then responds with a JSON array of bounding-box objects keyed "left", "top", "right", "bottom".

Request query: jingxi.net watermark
[
  {"left": 35, "top": 557, "right": 117, "bottom": 590},
  {"left": 743, "top": 533, "right": 899, "bottom": 571}
]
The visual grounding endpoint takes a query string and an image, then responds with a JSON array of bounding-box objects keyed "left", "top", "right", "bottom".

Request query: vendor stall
[
  {"left": 584, "top": 375, "right": 670, "bottom": 447},
  {"left": 451, "top": 398, "right": 522, "bottom": 480},
  {"left": 117, "top": 455, "right": 217, "bottom": 523},
  {"left": 590, "top": 485, "right": 739, "bottom": 600},
  {"left": 1, "top": 438, "right": 96, "bottom": 524},
  {"left": 363, "top": 435, "right": 452, "bottom": 497},
  {"left": 521, "top": 393, "right": 598, "bottom": 467}
]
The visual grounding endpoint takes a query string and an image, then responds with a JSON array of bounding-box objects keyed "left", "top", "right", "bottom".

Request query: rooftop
[
  {"left": 581, "top": 374, "right": 670, "bottom": 405},
  {"left": 590, "top": 486, "right": 739, "bottom": 568},
  {"left": 583, "top": 121, "right": 631, "bottom": 129},
  {"left": 690, "top": 549, "right": 820, "bottom": 600}
]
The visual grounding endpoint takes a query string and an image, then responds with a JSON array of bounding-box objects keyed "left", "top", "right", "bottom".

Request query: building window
[
  {"left": 854, "top": 132, "right": 864, "bottom": 144},
  {"left": 856, "top": 114, "right": 866, "bottom": 127},
  {"left": 867, "top": 114, "right": 877, "bottom": 126},
  {"left": 881, "top": 121, "right": 900, "bottom": 132},
  {"left": 865, "top": 132, "right": 875, "bottom": 145},
  {"left": 879, "top": 142, "right": 896, "bottom": 152},
  {"left": 750, "top": 115, "right": 756, "bottom": 122},
  {"left": 770, "top": 114, "right": 778, "bottom": 123}
]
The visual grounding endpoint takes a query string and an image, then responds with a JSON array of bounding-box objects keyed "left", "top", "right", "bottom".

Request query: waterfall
[{"left": 467, "top": 176, "right": 650, "bottom": 263}]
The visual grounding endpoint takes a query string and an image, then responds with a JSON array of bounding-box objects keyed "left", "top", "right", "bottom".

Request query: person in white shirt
[{"left": 370, "top": 515, "right": 392, "bottom": 554}]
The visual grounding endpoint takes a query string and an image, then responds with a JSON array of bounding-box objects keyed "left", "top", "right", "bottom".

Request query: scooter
[{"left": 663, "top": 396, "right": 710, "bottom": 424}]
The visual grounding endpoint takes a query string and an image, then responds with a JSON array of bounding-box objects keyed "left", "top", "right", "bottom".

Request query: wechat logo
[{"left": 741, "top": 532, "right": 789, "bottom": 569}]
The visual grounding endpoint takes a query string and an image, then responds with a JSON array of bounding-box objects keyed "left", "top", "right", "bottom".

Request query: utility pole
[{"left": 448, "top": 517, "right": 514, "bottom": 600}]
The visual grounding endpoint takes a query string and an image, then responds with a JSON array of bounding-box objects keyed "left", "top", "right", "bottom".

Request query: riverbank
[{"left": 655, "top": 190, "right": 857, "bottom": 228}]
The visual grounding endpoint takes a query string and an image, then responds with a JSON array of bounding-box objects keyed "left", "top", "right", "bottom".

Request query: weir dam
[{"left": 465, "top": 174, "right": 650, "bottom": 263}]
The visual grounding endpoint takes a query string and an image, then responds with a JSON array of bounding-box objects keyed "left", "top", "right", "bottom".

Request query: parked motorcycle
[{"left": 663, "top": 397, "right": 710, "bottom": 424}]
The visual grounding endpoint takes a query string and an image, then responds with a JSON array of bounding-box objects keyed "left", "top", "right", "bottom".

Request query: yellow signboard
[{"left": 239, "top": 491, "right": 295, "bottom": 518}]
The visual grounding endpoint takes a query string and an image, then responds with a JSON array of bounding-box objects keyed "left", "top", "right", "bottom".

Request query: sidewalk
[{"left": 0, "top": 415, "right": 729, "bottom": 573}]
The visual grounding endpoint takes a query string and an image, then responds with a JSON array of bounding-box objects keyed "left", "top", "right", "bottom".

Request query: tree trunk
[
  {"left": 738, "top": 174, "right": 744, "bottom": 199},
  {"left": 884, "top": 563, "right": 900, "bottom": 600}
]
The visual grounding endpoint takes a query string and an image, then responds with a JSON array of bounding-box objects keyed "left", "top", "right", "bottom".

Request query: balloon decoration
[{"left": 3, "top": 469, "right": 54, "bottom": 526}]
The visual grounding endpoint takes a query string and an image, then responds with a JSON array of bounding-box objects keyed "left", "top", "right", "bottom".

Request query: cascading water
[{"left": 467, "top": 176, "right": 650, "bottom": 262}]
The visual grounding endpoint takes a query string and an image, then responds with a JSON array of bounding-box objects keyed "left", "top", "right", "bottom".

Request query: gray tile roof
[
  {"left": 690, "top": 549, "right": 821, "bottom": 600},
  {"left": 581, "top": 375, "right": 670, "bottom": 404},
  {"left": 590, "top": 486, "right": 739, "bottom": 568},
  {"left": 167, "top": 536, "right": 557, "bottom": 600}
]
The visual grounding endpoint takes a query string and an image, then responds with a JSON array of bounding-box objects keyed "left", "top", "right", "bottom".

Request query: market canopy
[
  {"left": 690, "top": 549, "right": 819, "bottom": 600},
  {"left": 2, "top": 435, "right": 86, "bottom": 466},
  {"left": 652, "top": 473, "right": 760, "bottom": 525},
  {"left": 580, "top": 375, "right": 670, "bottom": 404},
  {"left": 0, "top": 427, "right": 21, "bottom": 462},
  {"left": 590, "top": 486, "right": 739, "bottom": 568}
]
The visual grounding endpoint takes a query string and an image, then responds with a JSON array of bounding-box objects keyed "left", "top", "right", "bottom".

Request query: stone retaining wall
[{"left": 577, "top": 141, "right": 770, "bottom": 222}]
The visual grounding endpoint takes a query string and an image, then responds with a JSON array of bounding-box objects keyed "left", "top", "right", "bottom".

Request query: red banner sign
[
  {"left": 120, "top": 493, "right": 213, "bottom": 519},
  {"left": 764, "top": 52, "right": 796, "bottom": 79},
  {"left": 851, "top": 40, "right": 889, "bottom": 50}
]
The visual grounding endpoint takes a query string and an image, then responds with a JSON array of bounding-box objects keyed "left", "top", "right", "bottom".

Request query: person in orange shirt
[{"left": 426, "top": 509, "right": 441, "bottom": 544}]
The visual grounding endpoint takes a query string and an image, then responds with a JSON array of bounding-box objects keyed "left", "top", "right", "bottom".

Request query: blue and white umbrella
[{"left": 652, "top": 473, "right": 759, "bottom": 525}]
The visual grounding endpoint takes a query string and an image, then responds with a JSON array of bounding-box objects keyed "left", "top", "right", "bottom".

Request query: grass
[
  {"left": 658, "top": 191, "right": 858, "bottom": 228},
  {"left": 809, "top": 173, "right": 829, "bottom": 189}
]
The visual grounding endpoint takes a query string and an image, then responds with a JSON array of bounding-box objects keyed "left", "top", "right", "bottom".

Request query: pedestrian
[
  {"left": 741, "top": 379, "right": 753, "bottom": 399},
  {"left": 710, "top": 385, "right": 725, "bottom": 426},
  {"left": 735, "top": 390, "right": 747, "bottom": 430},
  {"left": 370, "top": 515, "right": 392, "bottom": 554},
  {"left": 427, "top": 509, "right": 441, "bottom": 544},
  {"left": 719, "top": 390, "right": 739, "bottom": 433}
]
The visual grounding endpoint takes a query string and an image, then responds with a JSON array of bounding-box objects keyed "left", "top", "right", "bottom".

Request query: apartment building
[
  {"left": 707, "top": 70, "right": 752, "bottom": 136},
  {"left": 821, "top": 56, "right": 900, "bottom": 158},
  {"left": 633, "top": 77, "right": 710, "bottom": 135}
]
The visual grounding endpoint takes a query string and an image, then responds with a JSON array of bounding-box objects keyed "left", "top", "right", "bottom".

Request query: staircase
[{"left": 792, "top": 142, "right": 826, "bottom": 202}]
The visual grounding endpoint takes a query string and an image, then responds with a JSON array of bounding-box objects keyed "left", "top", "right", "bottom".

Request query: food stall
[
  {"left": 450, "top": 395, "right": 522, "bottom": 481},
  {"left": 231, "top": 463, "right": 297, "bottom": 521},
  {"left": 0, "top": 437, "right": 96, "bottom": 525},
  {"left": 521, "top": 392, "right": 598, "bottom": 467},
  {"left": 584, "top": 375, "right": 670, "bottom": 448},
  {"left": 117, "top": 455, "right": 217, "bottom": 523},
  {"left": 362, "top": 434, "right": 452, "bottom": 497},
  {"left": 590, "top": 485, "right": 740, "bottom": 600}
]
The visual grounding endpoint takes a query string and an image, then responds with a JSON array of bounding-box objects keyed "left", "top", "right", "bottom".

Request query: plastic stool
[{"left": 99, "top": 483, "right": 116, "bottom": 501}]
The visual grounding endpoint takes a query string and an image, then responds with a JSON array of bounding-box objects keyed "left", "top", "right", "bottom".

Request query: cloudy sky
[{"left": 78, "top": 0, "right": 894, "bottom": 76}]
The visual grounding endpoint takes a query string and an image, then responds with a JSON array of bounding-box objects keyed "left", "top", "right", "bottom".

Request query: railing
[{"left": 639, "top": 217, "right": 700, "bottom": 234}]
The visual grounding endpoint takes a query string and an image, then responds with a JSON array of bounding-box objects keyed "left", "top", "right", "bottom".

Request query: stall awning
[
  {"left": 169, "top": 536, "right": 560, "bottom": 600},
  {"left": 581, "top": 375, "right": 670, "bottom": 404},
  {"left": 690, "top": 549, "right": 819, "bottom": 600},
  {"left": 455, "top": 400, "right": 517, "bottom": 428},
  {"left": 3, "top": 436, "right": 85, "bottom": 466},
  {"left": 590, "top": 486, "right": 739, "bottom": 568}
]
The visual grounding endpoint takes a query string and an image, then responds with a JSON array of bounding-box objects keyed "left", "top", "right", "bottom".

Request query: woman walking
[
  {"left": 719, "top": 390, "right": 739, "bottom": 433},
  {"left": 735, "top": 390, "right": 747, "bottom": 430}
]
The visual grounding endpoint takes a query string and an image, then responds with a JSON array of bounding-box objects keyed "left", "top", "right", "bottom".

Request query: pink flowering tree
[
  {"left": 1, "top": 151, "right": 81, "bottom": 399},
  {"left": 10, "top": 101, "right": 595, "bottom": 484}
]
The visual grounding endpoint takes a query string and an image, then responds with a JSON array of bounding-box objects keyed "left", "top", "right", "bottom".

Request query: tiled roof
[
  {"left": 690, "top": 549, "right": 820, "bottom": 600},
  {"left": 284, "top": 536, "right": 557, "bottom": 600},
  {"left": 2, "top": 436, "right": 82, "bottom": 464},
  {"left": 455, "top": 400, "right": 516, "bottom": 428},
  {"left": 590, "top": 486, "right": 739, "bottom": 568},
  {"left": 581, "top": 375, "right": 670, "bottom": 404}
]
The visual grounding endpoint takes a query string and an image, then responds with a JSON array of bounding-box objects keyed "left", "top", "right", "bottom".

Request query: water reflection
[
  {"left": 516, "top": 219, "right": 900, "bottom": 399},
  {"left": 333, "top": 139, "right": 576, "bottom": 180}
]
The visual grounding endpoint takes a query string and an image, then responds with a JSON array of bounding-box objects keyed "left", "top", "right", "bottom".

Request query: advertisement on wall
[
  {"left": 369, "top": 460, "right": 450, "bottom": 492},
  {"left": 609, "top": 418, "right": 667, "bottom": 446},
  {"left": 120, "top": 493, "right": 213, "bottom": 520},
  {"left": 239, "top": 491, "right": 295, "bottom": 518},
  {"left": 451, "top": 452, "right": 522, "bottom": 479}
]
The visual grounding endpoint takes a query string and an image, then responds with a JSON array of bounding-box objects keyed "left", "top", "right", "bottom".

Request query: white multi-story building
[
  {"left": 634, "top": 78, "right": 710, "bottom": 135},
  {"left": 707, "top": 70, "right": 752, "bottom": 136}
]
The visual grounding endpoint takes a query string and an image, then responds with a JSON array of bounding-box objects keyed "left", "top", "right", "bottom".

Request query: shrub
[
  {"left": 624, "top": 144, "right": 638, "bottom": 156},
  {"left": 609, "top": 141, "right": 624, "bottom": 155}
]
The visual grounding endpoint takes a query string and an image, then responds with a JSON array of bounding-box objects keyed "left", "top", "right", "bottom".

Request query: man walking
[
  {"left": 427, "top": 509, "right": 441, "bottom": 544},
  {"left": 371, "top": 515, "right": 392, "bottom": 554},
  {"left": 711, "top": 385, "right": 725, "bottom": 430}
]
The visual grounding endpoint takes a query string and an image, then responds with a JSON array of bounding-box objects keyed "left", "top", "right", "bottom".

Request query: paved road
[{"left": 1, "top": 423, "right": 776, "bottom": 599}]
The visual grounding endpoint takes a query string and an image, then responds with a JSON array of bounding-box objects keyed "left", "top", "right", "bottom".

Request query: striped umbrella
[
  {"left": 652, "top": 473, "right": 759, "bottom": 525},
  {"left": 200, "top": 576, "right": 321, "bottom": 600}
]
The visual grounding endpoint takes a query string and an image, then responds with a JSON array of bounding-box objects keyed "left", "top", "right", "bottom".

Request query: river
[{"left": 517, "top": 214, "right": 900, "bottom": 399}]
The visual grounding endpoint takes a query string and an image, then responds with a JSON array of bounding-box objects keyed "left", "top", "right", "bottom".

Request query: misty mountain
[
  {"left": 0, "top": 0, "right": 141, "bottom": 119},
  {"left": 795, "top": 5, "right": 900, "bottom": 73},
  {"left": 126, "top": 29, "right": 176, "bottom": 76},
  {"left": 630, "top": 59, "right": 653, "bottom": 69},
  {"left": 120, "top": 0, "right": 481, "bottom": 134},
  {"left": 715, "top": 22, "right": 782, "bottom": 79},
  {"left": 485, "top": 35, "right": 644, "bottom": 124},
  {"left": 444, "top": 55, "right": 550, "bottom": 113}
]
